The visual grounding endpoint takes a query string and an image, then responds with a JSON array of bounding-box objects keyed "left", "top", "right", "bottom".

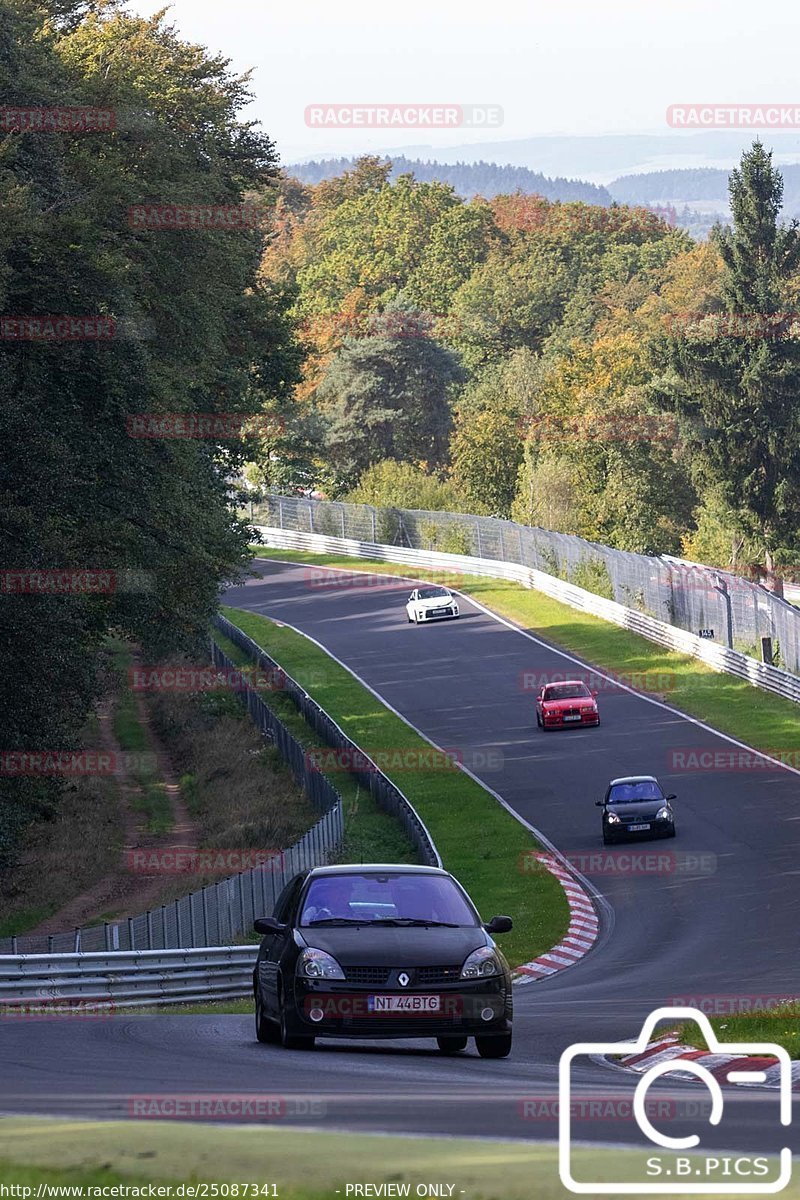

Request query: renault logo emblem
[{"left": 398, "top": 971, "right": 410, "bottom": 987}]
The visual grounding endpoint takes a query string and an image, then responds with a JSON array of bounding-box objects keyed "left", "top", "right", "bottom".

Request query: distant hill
[
  {"left": 609, "top": 164, "right": 800, "bottom": 218},
  {"left": 286, "top": 156, "right": 613, "bottom": 205}
]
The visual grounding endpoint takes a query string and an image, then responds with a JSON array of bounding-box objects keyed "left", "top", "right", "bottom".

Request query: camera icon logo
[{"left": 559, "top": 1006, "right": 792, "bottom": 1194}]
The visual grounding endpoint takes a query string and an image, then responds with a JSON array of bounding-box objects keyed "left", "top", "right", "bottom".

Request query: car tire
[
  {"left": 602, "top": 831, "right": 613, "bottom": 845},
  {"left": 437, "top": 1036, "right": 468, "bottom": 1054},
  {"left": 278, "top": 984, "right": 315, "bottom": 1051},
  {"left": 255, "top": 991, "right": 278, "bottom": 1044},
  {"left": 536, "top": 711, "right": 542, "bottom": 728},
  {"left": 475, "top": 1033, "right": 512, "bottom": 1059},
  {"left": 666, "top": 825, "right": 676, "bottom": 838}
]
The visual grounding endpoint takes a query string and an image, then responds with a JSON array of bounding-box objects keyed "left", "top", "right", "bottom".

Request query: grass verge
[
  {"left": 0, "top": 1120, "right": 794, "bottom": 1198},
  {"left": 221, "top": 605, "right": 569, "bottom": 968},
  {"left": 678, "top": 1001, "right": 800, "bottom": 1059},
  {"left": 211, "top": 630, "right": 421, "bottom": 867}
]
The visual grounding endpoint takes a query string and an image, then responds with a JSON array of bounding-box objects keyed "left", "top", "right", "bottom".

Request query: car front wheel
[{"left": 475, "top": 1033, "right": 512, "bottom": 1059}]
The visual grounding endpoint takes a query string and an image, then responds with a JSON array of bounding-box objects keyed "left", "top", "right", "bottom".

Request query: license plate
[
  {"left": 563, "top": 715, "right": 581, "bottom": 722},
  {"left": 430, "top": 609, "right": 448, "bottom": 616},
  {"left": 628, "top": 823, "right": 650, "bottom": 832},
  {"left": 367, "top": 994, "right": 441, "bottom": 1013}
]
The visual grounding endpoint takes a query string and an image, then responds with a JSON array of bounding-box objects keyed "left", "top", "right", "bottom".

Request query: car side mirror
[
  {"left": 595, "top": 799, "right": 605, "bottom": 806},
  {"left": 665, "top": 793, "right": 677, "bottom": 801},
  {"left": 591, "top": 690, "right": 599, "bottom": 697},
  {"left": 484, "top": 914, "right": 513, "bottom": 934},
  {"left": 254, "top": 916, "right": 286, "bottom": 935}
]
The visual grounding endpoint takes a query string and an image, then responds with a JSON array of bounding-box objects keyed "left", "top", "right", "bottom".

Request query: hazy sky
[{"left": 128, "top": 0, "right": 800, "bottom": 165}]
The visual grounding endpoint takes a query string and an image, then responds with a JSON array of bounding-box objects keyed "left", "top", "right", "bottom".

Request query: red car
[{"left": 535, "top": 680, "right": 600, "bottom": 730}]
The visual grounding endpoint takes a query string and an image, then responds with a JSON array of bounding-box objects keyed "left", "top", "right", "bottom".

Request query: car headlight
[
  {"left": 297, "top": 948, "right": 345, "bottom": 980},
  {"left": 580, "top": 706, "right": 595, "bottom": 714},
  {"left": 656, "top": 806, "right": 672, "bottom": 821},
  {"left": 461, "top": 946, "right": 501, "bottom": 979},
  {"left": 606, "top": 811, "right": 620, "bottom": 824}
]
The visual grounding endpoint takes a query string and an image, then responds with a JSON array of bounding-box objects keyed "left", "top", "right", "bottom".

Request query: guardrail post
[
  {"left": 202, "top": 888, "right": 210, "bottom": 945},
  {"left": 161, "top": 905, "right": 167, "bottom": 949},
  {"left": 146, "top": 910, "right": 154, "bottom": 950},
  {"left": 127, "top": 917, "right": 135, "bottom": 951},
  {"left": 73, "top": 928, "right": 80, "bottom": 953},
  {"left": 48, "top": 935, "right": 54, "bottom": 953},
  {"left": 176, "top": 903, "right": 183, "bottom": 948},
  {"left": 475, "top": 523, "right": 483, "bottom": 558},
  {"left": 370, "top": 508, "right": 377, "bottom": 541},
  {"left": 11, "top": 936, "right": 17, "bottom": 954}
]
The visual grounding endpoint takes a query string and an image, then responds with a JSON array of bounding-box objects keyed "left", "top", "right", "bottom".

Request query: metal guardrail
[
  {"left": 0, "top": 946, "right": 256, "bottom": 1009},
  {"left": 254, "top": 494, "right": 800, "bottom": 676},
  {"left": 213, "top": 615, "right": 442, "bottom": 867},
  {"left": 253, "top": 525, "right": 800, "bottom": 707}
]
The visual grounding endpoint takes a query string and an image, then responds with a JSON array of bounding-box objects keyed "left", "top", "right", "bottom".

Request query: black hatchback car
[
  {"left": 252, "top": 864, "right": 513, "bottom": 1057},
  {"left": 596, "top": 775, "right": 677, "bottom": 844}
]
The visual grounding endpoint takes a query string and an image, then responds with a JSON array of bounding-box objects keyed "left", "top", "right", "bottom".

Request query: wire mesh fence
[{"left": 253, "top": 494, "right": 800, "bottom": 675}]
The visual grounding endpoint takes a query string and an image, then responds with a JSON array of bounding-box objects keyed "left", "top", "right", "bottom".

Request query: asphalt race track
[{"left": 2, "top": 558, "right": 797, "bottom": 1157}]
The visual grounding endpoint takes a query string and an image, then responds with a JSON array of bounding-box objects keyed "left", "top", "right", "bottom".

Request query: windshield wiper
[
  {"left": 305, "top": 917, "right": 367, "bottom": 926},
  {"left": 359, "top": 918, "right": 461, "bottom": 927}
]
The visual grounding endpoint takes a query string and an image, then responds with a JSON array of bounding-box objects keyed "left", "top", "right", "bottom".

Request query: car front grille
[
  {"left": 343, "top": 965, "right": 463, "bottom": 986},
  {"left": 344, "top": 966, "right": 392, "bottom": 986},
  {"left": 415, "top": 965, "right": 463, "bottom": 986}
]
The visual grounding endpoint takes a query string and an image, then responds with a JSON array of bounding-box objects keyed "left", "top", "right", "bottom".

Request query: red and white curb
[
  {"left": 513, "top": 853, "right": 599, "bottom": 984},
  {"left": 610, "top": 1032, "right": 800, "bottom": 1091}
]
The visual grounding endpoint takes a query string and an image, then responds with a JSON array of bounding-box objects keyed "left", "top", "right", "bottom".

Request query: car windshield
[
  {"left": 543, "top": 683, "right": 590, "bottom": 700},
  {"left": 607, "top": 780, "right": 663, "bottom": 804},
  {"left": 299, "top": 872, "right": 478, "bottom": 927},
  {"left": 417, "top": 587, "right": 450, "bottom": 600}
]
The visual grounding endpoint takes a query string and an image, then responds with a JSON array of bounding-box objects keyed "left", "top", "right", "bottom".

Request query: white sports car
[{"left": 405, "top": 585, "right": 460, "bottom": 624}]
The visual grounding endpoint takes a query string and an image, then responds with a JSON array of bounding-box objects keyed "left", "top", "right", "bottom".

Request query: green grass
[
  {"left": 681, "top": 1002, "right": 800, "bottom": 1059},
  {"left": 0, "top": 907, "right": 55, "bottom": 938},
  {"left": 107, "top": 640, "right": 174, "bottom": 835},
  {"left": 221, "top": 605, "right": 569, "bottom": 968},
  {"left": 212, "top": 627, "right": 421, "bottom": 867},
  {"left": 0, "top": 1120, "right": 794, "bottom": 1198},
  {"left": 248, "top": 546, "right": 800, "bottom": 758}
]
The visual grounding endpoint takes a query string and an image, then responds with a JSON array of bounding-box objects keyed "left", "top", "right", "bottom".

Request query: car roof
[
  {"left": 307, "top": 863, "right": 450, "bottom": 877},
  {"left": 544, "top": 679, "right": 588, "bottom": 686},
  {"left": 609, "top": 775, "right": 659, "bottom": 785}
]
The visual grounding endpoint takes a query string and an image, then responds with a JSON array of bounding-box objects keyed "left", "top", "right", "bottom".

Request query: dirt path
[{"left": 30, "top": 668, "right": 200, "bottom": 936}]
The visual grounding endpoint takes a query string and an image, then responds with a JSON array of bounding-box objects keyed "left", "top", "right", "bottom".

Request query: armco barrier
[
  {"left": 0, "top": 946, "right": 256, "bottom": 1009},
  {"left": 253, "top": 526, "right": 800, "bottom": 707}
]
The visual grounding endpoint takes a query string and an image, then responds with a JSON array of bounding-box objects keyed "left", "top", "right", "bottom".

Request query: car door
[{"left": 259, "top": 874, "right": 305, "bottom": 1016}]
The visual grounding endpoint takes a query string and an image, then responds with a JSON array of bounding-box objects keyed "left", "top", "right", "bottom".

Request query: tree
[
  {"left": 315, "top": 305, "right": 464, "bottom": 491},
  {"left": 0, "top": 0, "right": 299, "bottom": 861},
  {"left": 651, "top": 142, "right": 800, "bottom": 588},
  {"left": 346, "top": 461, "right": 465, "bottom": 511}
]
